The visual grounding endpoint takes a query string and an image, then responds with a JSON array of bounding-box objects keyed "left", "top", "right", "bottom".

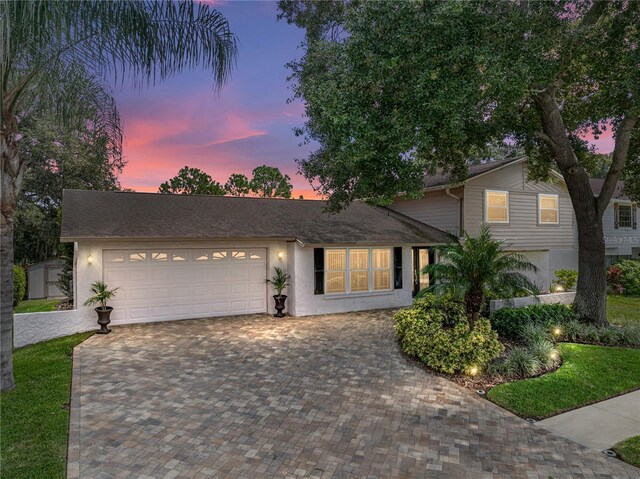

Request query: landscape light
[
  {"left": 554, "top": 285, "right": 565, "bottom": 292},
  {"left": 550, "top": 352, "right": 558, "bottom": 361},
  {"left": 553, "top": 327, "right": 561, "bottom": 337},
  {"left": 469, "top": 366, "right": 478, "bottom": 376}
]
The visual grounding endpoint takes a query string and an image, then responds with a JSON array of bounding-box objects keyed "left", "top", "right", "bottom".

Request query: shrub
[
  {"left": 504, "top": 347, "right": 541, "bottom": 377},
  {"left": 551, "top": 269, "right": 577, "bottom": 291},
  {"left": 527, "top": 338, "right": 559, "bottom": 368},
  {"left": 13, "top": 265, "right": 26, "bottom": 306},
  {"left": 490, "top": 303, "right": 579, "bottom": 339},
  {"left": 617, "top": 260, "right": 640, "bottom": 296},
  {"left": 557, "top": 320, "right": 640, "bottom": 347},
  {"left": 520, "top": 323, "right": 551, "bottom": 346},
  {"left": 395, "top": 294, "right": 504, "bottom": 374},
  {"left": 607, "top": 266, "right": 624, "bottom": 295}
]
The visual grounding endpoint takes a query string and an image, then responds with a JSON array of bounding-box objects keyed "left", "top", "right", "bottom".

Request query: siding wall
[
  {"left": 389, "top": 188, "right": 462, "bottom": 235},
  {"left": 602, "top": 201, "right": 640, "bottom": 256},
  {"left": 463, "top": 163, "right": 575, "bottom": 250}
]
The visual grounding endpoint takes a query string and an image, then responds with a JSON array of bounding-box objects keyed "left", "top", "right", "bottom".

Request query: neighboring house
[
  {"left": 59, "top": 189, "right": 450, "bottom": 325},
  {"left": 27, "top": 258, "right": 64, "bottom": 299},
  {"left": 389, "top": 157, "right": 578, "bottom": 291},
  {"left": 590, "top": 178, "right": 639, "bottom": 266}
]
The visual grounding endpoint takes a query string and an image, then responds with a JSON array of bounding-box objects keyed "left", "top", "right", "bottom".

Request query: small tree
[
  {"left": 83, "top": 282, "right": 119, "bottom": 311},
  {"left": 266, "top": 267, "right": 291, "bottom": 297},
  {"left": 159, "top": 166, "right": 226, "bottom": 195},
  {"left": 224, "top": 173, "right": 251, "bottom": 196},
  {"left": 425, "top": 226, "right": 538, "bottom": 329},
  {"left": 249, "top": 165, "right": 293, "bottom": 198}
]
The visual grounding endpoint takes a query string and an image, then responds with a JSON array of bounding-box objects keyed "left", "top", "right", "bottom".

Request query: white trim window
[
  {"left": 325, "top": 247, "right": 393, "bottom": 294},
  {"left": 485, "top": 190, "right": 509, "bottom": 223},
  {"left": 538, "top": 194, "right": 559, "bottom": 224},
  {"left": 617, "top": 203, "right": 633, "bottom": 228}
]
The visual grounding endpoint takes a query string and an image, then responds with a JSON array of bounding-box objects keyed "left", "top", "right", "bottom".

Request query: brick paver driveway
[{"left": 68, "top": 310, "right": 639, "bottom": 478}]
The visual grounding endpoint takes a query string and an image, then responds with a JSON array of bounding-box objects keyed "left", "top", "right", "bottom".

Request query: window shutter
[
  {"left": 614, "top": 203, "right": 619, "bottom": 229},
  {"left": 633, "top": 204, "right": 638, "bottom": 230},
  {"left": 393, "top": 247, "right": 403, "bottom": 289},
  {"left": 313, "top": 248, "right": 324, "bottom": 294}
]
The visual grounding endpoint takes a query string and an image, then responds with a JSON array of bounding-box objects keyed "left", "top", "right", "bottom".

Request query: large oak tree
[
  {"left": 1, "top": 0, "right": 237, "bottom": 391},
  {"left": 279, "top": 0, "right": 640, "bottom": 325}
]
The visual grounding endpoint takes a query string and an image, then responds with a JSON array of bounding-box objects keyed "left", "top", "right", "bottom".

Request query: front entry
[{"left": 412, "top": 247, "right": 434, "bottom": 296}]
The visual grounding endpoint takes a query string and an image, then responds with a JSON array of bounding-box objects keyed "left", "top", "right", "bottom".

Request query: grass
[
  {"left": 1, "top": 332, "right": 93, "bottom": 479},
  {"left": 13, "top": 298, "right": 60, "bottom": 314},
  {"left": 608, "top": 295, "right": 640, "bottom": 327},
  {"left": 613, "top": 436, "right": 640, "bottom": 468},
  {"left": 487, "top": 343, "right": 640, "bottom": 419}
]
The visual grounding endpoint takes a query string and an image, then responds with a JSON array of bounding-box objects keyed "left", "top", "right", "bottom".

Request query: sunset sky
[
  {"left": 114, "top": 1, "right": 616, "bottom": 198},
  {"left": 114, "top": 1, "right": 316, "bottom": 197}
]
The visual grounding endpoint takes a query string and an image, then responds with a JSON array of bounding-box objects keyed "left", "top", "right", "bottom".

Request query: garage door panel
[{"left": 103, "top": 248, "right": 267, "bottom": 324}]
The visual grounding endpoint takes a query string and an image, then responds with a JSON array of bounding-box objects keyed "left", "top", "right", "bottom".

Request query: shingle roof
[
  {"left": 422, "top": 157, "right": 525, "bottom": 189},
  {"left": 60, "top": 190, "right": 452, "bottom": 245},
  {"left": 589, "top": 178, "right": 628, "bottom": 200}
]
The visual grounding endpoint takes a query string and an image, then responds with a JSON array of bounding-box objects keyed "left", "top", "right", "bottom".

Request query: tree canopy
[
  {"left": 159, "top": 166, "right": 226, "bottom": 195},
  {"left": 159, "top": 165, "right": 294, "bottom": 198},
  {"left": 280, "top": 0, "right": 639, "bottom": 208}
]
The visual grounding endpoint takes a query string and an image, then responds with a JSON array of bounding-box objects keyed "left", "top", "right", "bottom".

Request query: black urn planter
[
  {"left": 273, "top": 295, "right": 287, "bottom": 318},
  {"left": 95, "top": 307, "right": 113, "bottom": 334}
]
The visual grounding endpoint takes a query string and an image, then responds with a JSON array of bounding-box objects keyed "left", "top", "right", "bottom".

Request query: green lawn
[
  {"left": 13, "top": 298, "right": 60, "bottom": 314},
  {"left": 608, "top": 295, "right": 640, "bottom": 327},
  {"left": 1, "top": 333, "right": 92, "bottom": 479},
  {"left": 487, "top": 343, "right": 640, "bottom": 419},
  {"left": 613, "top": 436, "right": 640, "bottom": 468}
]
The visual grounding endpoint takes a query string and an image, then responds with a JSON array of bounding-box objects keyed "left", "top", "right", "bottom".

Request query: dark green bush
[
  {"left": 13, "top": 265, "right": 26, "bottom": 306},
  {"left": 558, "top": 320, "right": 640, "bottom": 347},
  {"left": 617, "top": 260, "right": 640, "bottom": 296},
  {"left": 490, "top": 303, "right": 579, "bottom": 339},
  {"left": 395, "top": 294, "right": 504, "bottom": 374}
]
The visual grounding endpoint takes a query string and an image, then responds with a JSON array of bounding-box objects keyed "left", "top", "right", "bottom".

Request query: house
[
  {"left": 590, "top": 178, "right": 639, "bottom": 266},
  {"left": 27, "top": 258, "right": 65, "bottom": 299},
  {"left": 59, "top": 189, "right": 450, "bottom": 325},
  {"left": 389, "top": 157, "right": 578, "bottom": 291}
]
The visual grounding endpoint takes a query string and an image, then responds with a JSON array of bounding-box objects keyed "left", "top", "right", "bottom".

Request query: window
[
  {"left": 231, "top": 251, "right": 245, "bottom": 260},
  {"left": 172, "top": 253, "right": 187, "bottom": 261},
  {"left": 129, "top": 252, "right": 146, "bottom": 262},
  {"left": 372, "top": 248, "right": 392, "bottom": 291},
  {"left": 349, "top": 249, "right": 369, "bottom": 292},
  {"left": 538, "top": 194, "right": 559, "bottom": 224},
  {"left": 151, "top": 252, "right": 168, "bottom": 262},
  {"left": 485, "top": 190, "right": 509, "bottom": 223},
  {"left": 211, "top": 250, "right": 227, "bottom": 260},
  {"left": 618, "top": 204, "right": 632, "bottom": 228},
  {"left": 325, "top": 249, "right": 347, "bottom": 294},
  {"left": 325, "top": 247, "right": 392, "bottom": 294}
]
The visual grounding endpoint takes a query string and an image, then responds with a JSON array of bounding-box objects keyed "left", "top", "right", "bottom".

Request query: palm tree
[
  {"left": 0, "top": 1, "right": 237, "bottom": 391},
  {"left": 424, "top": 225, "right": 538, "bottom": 329}
]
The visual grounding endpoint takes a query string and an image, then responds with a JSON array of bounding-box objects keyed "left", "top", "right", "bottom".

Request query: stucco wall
[
  {"left": 13, "top": 309, "right": 95, "bottom": 349},
  {"left": 489, "top": 292, "right": 576, "bottom": 314},
  {"left": 291, "top": 243, "right": 414, "bottom": 316}
]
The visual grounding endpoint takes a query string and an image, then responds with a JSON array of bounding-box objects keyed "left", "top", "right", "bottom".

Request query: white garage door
[{"left": 103, "top": 248, "right": 267, "bottom": 324}]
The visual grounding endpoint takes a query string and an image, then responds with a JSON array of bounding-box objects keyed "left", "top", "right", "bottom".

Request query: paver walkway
[
  {"left": 68, "top": 310, "right": 640, "bottom": 478},
  {"left": 538, "top": 390, "right": 640, "bottom": 451}
]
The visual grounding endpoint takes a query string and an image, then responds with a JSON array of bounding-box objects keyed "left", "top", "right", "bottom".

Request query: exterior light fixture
[
  {"left": 553, "top": 327, "right": 561, "bottom": 337},
  {"left": 469, "top": 366, "right": 478, "bottom": 376},
  {"left": 88, "top": 254, "right": 93, "bottom": 265},
  {"left": 550, "top": 352, "right": 558, "bottom": 361},
  {"left": 554, "top": 285, "right": 565, "bottom": 293},
  {"left": 277, "top": 251, "right": 284, "bottom": 260}
]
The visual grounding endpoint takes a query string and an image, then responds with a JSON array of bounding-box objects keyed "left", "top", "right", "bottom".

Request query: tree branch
[{"left": 596, "top": 114, "right": 639, "bottom": 213}]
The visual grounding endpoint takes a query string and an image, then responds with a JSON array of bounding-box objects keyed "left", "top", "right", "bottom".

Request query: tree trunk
[
  {"left": 465, "top": 288, "right": 483, "bottom": 330},
  {"left": 572, "top": 200, "right": 608, "bottom": 325},
  {"left": 0, "top": 212, "right": 16, "bottom": 391},
  {"left": 1, "top": 113, "right": 23, "bottom": 391}
]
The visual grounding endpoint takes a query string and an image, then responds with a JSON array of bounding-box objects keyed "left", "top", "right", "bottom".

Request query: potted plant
[
  {"left": 266, "top": 267, "right": 291, "bottom": 318},
  {"left": 84, "top": 281, "right": 119, "bottom": 334}
]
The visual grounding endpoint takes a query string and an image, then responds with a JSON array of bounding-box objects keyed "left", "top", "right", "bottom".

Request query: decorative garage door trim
[{"left": 103, "top": 248, "right": 267, "bottom": 324}]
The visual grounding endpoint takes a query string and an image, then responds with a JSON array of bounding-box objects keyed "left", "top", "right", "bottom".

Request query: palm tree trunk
[
  {"left": 465, "top": 288, "right": 483, "bottom": 330},
  {"left": 1, "top": 118, "right": 22, "bottom": 391}
]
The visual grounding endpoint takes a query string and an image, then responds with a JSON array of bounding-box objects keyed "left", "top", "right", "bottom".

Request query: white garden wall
[
  {"left": 13, "top": 309, "right": 95, "bottom": 349},
  {"left": 489, "top": 292, "right": 576, "bottom": 314}
]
